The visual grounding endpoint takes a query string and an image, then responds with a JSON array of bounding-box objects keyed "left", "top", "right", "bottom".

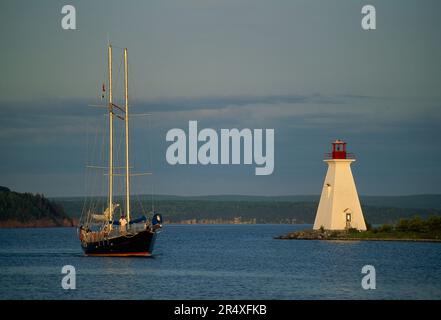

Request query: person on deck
[{"left": 119, "top": 215, "right": 127, "bottom": 234}]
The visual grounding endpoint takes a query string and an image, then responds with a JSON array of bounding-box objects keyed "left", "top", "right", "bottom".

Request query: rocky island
[{"left": 275, "top": 216, "right": 441, "bottom": 243}]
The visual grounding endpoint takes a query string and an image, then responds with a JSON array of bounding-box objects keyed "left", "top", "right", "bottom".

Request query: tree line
[{"left": 0, "top": 186, "right": 73, "bottom": 226}]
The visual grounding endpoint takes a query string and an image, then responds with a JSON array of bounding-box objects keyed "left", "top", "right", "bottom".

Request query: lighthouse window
[
  {"left": 346, "top": 213, "right": 351, "bottom": 222},
  {"left": 336, "top": 144, "right": 342, "bottom": 151}
]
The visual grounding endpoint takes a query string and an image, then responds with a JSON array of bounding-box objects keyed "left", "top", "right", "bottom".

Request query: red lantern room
[
  {"left": 332, "top": 139, "right": 347, "bottom": 159},
  {"left": 324, "top": 140, "right": 355, "bottom": 159}
]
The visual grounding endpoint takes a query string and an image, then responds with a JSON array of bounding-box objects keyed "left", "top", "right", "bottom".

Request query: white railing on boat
[{"left": 80, "top": 222, "right": 149, "bottom": 243}]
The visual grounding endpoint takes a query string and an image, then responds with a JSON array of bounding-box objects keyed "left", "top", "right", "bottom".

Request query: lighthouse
[{"left": 313, "top": 140, "right": 367, "bottom": 231}]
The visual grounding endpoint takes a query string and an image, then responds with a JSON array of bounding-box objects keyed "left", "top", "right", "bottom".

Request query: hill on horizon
[
  {"left": 0, "top": 186, "right": 74, "bottom": 228},
  {"left": 3, "top": 186, "right": 440, "bottom": 226},
  {"left": 54, "top": 193, "right": 441, "bottom": 209},
  {"left": 54, "top": 193, "right": 441, "bottom": 225}
]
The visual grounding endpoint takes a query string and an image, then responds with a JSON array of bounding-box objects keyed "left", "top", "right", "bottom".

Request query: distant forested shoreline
[
  {"left": 0, "top": 186, "right": 74, "bottom": 228},
  {"left": 1, "top": 186, "right": 440, "bottom": 227},
  {"left": 56, "top": 194, "right": 441, "bottom": 225}
]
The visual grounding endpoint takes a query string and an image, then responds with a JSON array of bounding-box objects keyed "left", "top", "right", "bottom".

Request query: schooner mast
[
  {"left": 124, "top": 48, "right": 131, "bottom": 223},
  {"left": 107, "top": 45, "right": 131, "bottom": 225},
  {"left": 108, "top": 44, "right": 114, "bottom": 224}
]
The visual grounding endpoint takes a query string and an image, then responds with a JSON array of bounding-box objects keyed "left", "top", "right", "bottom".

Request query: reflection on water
[{"left": 0, "top": 225, "right": 441, "bottom": 299}]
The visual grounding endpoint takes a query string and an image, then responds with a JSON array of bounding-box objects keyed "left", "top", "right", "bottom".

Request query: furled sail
[{"left": 92, "top": 203, "right": 119, "bottom": 221}]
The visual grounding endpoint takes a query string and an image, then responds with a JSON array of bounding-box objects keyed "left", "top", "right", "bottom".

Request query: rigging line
[
  {"left": 124, "top": 53, "right": 144, "bottom": 217},
  {"left": 136, "top": 115, "right": 150, "bottom": 218},
  {"left": 87, "top": 117, "right": 97, "bottom": 218},
  {"left": 129, "top": 61, "right": 155, "bottom": 213},
  {"left": 85, "top": 115, "right": 95, "bottom": 221},
  {"left": 89, "top": 116, "right": 100, "bottom": 219},
  {"left": 86, "top": 114, "right": 102, "bottom": 223},
  {"left": 149, "top": 114, "right": 155, "bottom": 213},
  {"left": 86, "top": 117, "right": 98, "bottom": 224},
  {"left": 113, "top": 113, "right": 126, "bottom": 215},
  {"left": 125, "top": 54, "right": 150, "bottom": 218},
  {"left": 86, "top": 166, "right": 133, "bottom": 169},
  {"left": 85, "top": 117, "right": 95, "bottom": 221},
  {"left": 84, "top": 117, "right": 94, "bottom": 225},
  {"left": 104, "top": 173, "right": 152, "bottom": 176},
  {"left": 126, "top": 87, "right": 147, "bottom": 218},
  {"left": 97, "top": 113, "right": 107, "bottom": 218},
  {"left": 134, "top": 116, "right": 147, "bottom": 217},
  {"left": 126, "top": 54, "right": 134, "bottom": 98},
  {"left": 80, "top": 114, "right": 91, "bottom": 225},
  {"left": 112, "top": 103, "right": 126, "bottom": 113},
  {"left": 95, "top": 114, "right": 105, "bottom": 190},
  {"left": 112, "top": 119, "right": 121, "bottom": 209},
  {"left": 111, "top": 52, "right": 124, "bottom": 111},
  {"left": 93, "top": 115, "right": 103, "bottom": 214},
  {"left": 110, "top": 44, "right": 125, "bottom": 50},
  {"left": 136, "top": 191, "right": 146, "bottom": 219},
  {"left": 131, "top": 113, "right": 152, "bottom": 117}
]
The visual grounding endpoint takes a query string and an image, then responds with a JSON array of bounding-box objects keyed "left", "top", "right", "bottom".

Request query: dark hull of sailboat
[{"left": 82, "top": 229, "right": 157, "bottom": 257}]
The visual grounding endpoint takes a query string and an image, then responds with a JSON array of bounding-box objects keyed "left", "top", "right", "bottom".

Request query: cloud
[
  {"left": 131, "top": 93, "right": 404, "bottom": 113},
  {"left": 1, "top": 93, "right": 440, "bottom": 196},
  {"left": 1, "top": 94, "right": 440, "bottom": 142}
]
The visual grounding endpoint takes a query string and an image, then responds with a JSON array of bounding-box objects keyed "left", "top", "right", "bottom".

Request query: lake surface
[{"left": 0, "top": 224, "right": 440, "bottom": 299}]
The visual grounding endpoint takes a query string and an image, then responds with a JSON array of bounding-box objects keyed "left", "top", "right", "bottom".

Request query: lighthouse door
[{"left": 345, "top": 210, "right": 352, "bottom": 229}]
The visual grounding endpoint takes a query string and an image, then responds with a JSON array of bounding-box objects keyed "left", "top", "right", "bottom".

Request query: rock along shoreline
[{"left": 275, "top": 229, "right": 441, "bottom": 243}]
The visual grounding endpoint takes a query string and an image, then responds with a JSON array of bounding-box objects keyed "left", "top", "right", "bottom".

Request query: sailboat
[{"left": 78, "top": 45, "right": 162, "bottom": 257}]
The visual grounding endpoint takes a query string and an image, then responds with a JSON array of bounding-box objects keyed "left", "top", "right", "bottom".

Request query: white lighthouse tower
[{"left": 313, "top": 140, "right": 367, "bottom": 231}]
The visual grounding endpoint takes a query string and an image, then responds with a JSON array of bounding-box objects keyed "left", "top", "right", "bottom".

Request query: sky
[{"left": 0, "top": 0, "right": 440, "bottom": 197}]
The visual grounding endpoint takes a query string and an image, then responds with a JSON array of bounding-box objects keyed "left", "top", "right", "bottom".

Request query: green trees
[
  {"left": 378, "top": 224, "right": 393, "bottom": 233},
  {"left": 374, "top": 216, "right": 441, "bottom": 238},
  {"left": 365, "top": 221, "right": 373, "bottom": 231},
  {"left": 397, "top": 216, "right": 426, "bottom": 233},
  {"left": 426, "top": 216, "right": 441, "bottom": 232},
  {"left": 0, "top": 186, "right": 72, "bottom": 226}
]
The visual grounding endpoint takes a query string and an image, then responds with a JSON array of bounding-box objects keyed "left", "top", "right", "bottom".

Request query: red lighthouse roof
[{"left": 325, "top": 139, "right": 355, "bottom": 159}]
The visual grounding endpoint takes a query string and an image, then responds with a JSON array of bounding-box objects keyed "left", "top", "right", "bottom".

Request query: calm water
[{"left": 0, "top": 224, "right": 440, "bottom": 300}]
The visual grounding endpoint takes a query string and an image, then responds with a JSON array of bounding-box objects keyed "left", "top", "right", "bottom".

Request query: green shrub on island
[
  {"left": 278, "top": 215, "right": 441, "bottom": 241},
  {"left": 427, "top": 216, "right": 441, "bottom": 232},
  {"left": 364, "top": 216, "right": 441, "bottom": 240},
  {"left": 392, "top": 216, "right": 441, "bottom": 234},
  {"left": 365, "top": 221, "right": 373, "bottom": 231},
  {"left": 378, "top": 224, "right": 393, "bottom": 233}
]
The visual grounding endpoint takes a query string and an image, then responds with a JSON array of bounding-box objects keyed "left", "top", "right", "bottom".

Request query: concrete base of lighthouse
[{"left": 313, "top": 159, "right": 367, "bottom": 231}]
